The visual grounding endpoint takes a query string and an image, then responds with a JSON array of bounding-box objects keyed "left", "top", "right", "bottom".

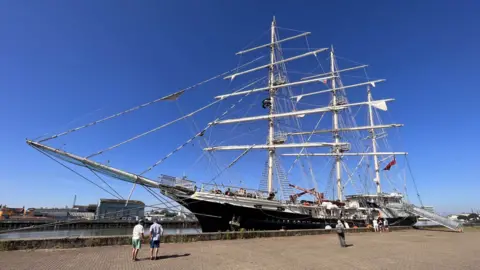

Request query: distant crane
[
  {"left": 289, "top": 188, "right": 315, "bottom": 203},
  {"left": 288, "top": 184, "right": 324, "bottom": 204}
]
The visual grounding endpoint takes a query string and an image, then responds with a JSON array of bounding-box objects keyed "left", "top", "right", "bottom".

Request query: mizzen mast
[
  {"left": 367, "top": 85, "right": 381, "bottom": 194},
  {"left": 330, "top": 47, "right": 343, "bottom": 201}
]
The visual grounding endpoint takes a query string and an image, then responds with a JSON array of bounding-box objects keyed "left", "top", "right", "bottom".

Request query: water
[
  {"left": 0, "top": 221, "right": 439, "bottom": 240},
  {"left": 0, "top": 227, "right": 202, "bottom": 240}
]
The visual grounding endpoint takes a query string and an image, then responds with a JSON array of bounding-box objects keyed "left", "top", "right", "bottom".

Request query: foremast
[
  {"left": 213, "top": 18, "right": 337, "bottom": 197},
  {"left": 267, "top": 17, "right": 276, "bottom": 193}
]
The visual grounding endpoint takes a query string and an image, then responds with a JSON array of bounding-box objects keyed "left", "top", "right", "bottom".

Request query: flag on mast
[{"left": 383, "top": 157, "right": 396, "bottom": 171}]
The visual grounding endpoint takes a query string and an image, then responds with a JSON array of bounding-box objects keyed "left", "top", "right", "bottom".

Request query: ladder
[
  {"left": 274, "top": 155, "right": 293, "bottom": 200},
  {"left": 389, "top": 203, "right": 463, "bottom": 232}
]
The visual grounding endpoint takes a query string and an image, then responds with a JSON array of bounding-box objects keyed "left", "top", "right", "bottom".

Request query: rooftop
[{"left": 98, "top": 199, "right": 145, "bottom": 206}]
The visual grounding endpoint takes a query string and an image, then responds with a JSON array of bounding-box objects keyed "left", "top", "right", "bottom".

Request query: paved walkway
[{"left": 1, "top": 230, "right": 479, "bottom": 270}]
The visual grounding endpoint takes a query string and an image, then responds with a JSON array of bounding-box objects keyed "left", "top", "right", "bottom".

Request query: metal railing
[{"left": 389, "top": 202, "right": 463, "bottom": 231}]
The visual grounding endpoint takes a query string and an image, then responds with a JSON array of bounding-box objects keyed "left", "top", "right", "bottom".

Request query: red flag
[{"left": 383, "top": 157, "right": 396, "bottom": 171}]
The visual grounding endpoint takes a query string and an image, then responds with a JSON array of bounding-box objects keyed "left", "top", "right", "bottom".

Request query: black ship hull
[{"left": 177, "top": 197, "right": 418, "bottom": 232}]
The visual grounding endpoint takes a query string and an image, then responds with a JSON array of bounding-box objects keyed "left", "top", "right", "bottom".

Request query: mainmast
[
  {"left": 367, "top": 86, "right": 381, "bottom": 193},
  {"left": 267, "top": 17, "right": 276, "bottom": 193},
  {"left": 330, "top": 47, "right": 343, "bottom": 201}
]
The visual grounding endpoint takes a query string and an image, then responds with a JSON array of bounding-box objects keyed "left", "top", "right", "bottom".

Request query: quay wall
[
  {"left": 0, "top": 220, "right": 199, "bottom": 231},
  {"left": 0, "top": 226, "right": 413, "bottom": 251}
]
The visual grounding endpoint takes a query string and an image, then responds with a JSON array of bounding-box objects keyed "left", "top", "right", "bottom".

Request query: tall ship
[{"left": 27, "top": 18, "right": 462, "bottom": 232}]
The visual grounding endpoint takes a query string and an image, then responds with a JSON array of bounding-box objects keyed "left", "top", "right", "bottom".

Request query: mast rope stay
[
  {"left": 32, "top": 146, "right": 123, "bottom": 200},
  {"left": 138, "top": 78, "right": 265, "bottom": 176},
  {"left": 208, "top": 145, "right": 255, "bottom": 183},
  {"left": 88, "top": 168, "right": 124, "bottom": 199},
  {"left": 36, "top": 56, "right": 265, "bottom": 144},
  {"left": 286, "top": 112, "right": 326, "bottom": 174},
  {"left": 341, "top": 147, "right": 370, "bottom": 190},
  {"left": 174, "top": 100, "right": 225, "bottom": 181},
  {"left": 405, "top": 155, "right": 424, "bottom": 207},
  {"left": 86, "top": 77, "right": 265, "bottom": 159},
  {"left": 273, "top": 27, "right": 320, "bottom": 192}
]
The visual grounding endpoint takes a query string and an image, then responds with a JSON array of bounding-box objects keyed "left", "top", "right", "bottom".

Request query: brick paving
[{"left": 1, "top": 230, "right": 479, "bottom": 270}]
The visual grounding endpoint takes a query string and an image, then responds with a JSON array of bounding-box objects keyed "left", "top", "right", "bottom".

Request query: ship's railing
[
  {"left": 199, "top": 183, "right": 275, "bottom": 200},
  {"left": 158, "top": 175, "right": 281, "bottom": 201},
  {"left": 158, "top": 174, "right": 196, "bottom": 190}
]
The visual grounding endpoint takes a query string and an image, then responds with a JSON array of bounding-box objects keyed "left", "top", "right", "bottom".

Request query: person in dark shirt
[{"left": 336, "top": 220, "right": 347, "bottom": 247}]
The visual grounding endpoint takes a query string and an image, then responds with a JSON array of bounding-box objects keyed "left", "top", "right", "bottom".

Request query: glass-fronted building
[{"left": 95, "top": 199, "right": 145, "bottom": 220}]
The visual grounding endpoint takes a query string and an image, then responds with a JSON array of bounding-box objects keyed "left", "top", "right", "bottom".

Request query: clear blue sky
[{"left": 1, "top": 1, "right": 479, "bottom": 214}]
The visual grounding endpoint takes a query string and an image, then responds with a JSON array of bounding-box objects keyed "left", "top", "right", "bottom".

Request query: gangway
[{"left": 389, "top": 203, "right": 463, "bottom": 232}]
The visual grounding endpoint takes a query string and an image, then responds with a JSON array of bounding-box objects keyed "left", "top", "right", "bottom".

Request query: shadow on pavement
[
  {"left": 137, "top": 253, "right": 191, "bottom": 262},
  {"left": 157, "top": 253, "right": 191, "bottom": 260}
]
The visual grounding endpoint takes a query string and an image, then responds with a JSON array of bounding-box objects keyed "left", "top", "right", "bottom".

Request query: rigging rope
[
  {"left": 274, "top": 30, "right": 320, "bottom": 190},
  {"left": 209, "top": 145, "right": 255, "bottom": 183},
  {"left": 139, "top": 78, "right": 265, "bottom": 176},
  {"left": 32, "top": 146, "right": 122, "bottom": 200},
  {"left": 37, "top": 56, "right": 265, "bottom": 144},
  {"left": 405, "top": 155, "right": 424, "bottom": 207},
  {"left": 89, "top": 168, "right": 124, "bottom": 199},
  {"left": 174, "top": 100, "right": 224, "bottom": 180},
  {"left": 342, "top": 147, "right": 370, "bottom": 189},
  {"left": 86, "top": 77, "right": 264, "bottom": 159},
  {"left": 287, "top": 112, "right": 326, "bottom": 174},
  {"left": 141, "top": 185, "right": 183, "bottom": 215}
]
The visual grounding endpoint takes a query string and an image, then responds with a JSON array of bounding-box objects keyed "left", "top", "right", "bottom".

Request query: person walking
[
  {"left": 373, "top": 218, "right": 378, "bottom": 232},
  {"left": 131, "top": 220, "right": 145, "bottom": 261},
  {"left": 378, "top": 218, "right": 384, "bottom": 233},
  {"left": 149, "top": 219, "right": 164, "bottom": 260},
  {"left": 383, "top": 218, "right": 389, "bottom": 232},
  {"left": 336, "top": 220, "right": 347, "bottom": 247}
]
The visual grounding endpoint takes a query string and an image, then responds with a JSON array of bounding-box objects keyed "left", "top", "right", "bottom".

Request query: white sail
[{"left": 371, "top": 100, "right": 388, "bottom": 111}]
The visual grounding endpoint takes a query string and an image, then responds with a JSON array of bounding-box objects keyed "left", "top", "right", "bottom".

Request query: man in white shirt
[
  {"left": 149, "top": 219, "right": 164, "bottom": 260},
  {"left": 373, "top": 218, "right": 379, "bottom": 232},
  {"left": 131, "top": 220, "right": 144, "bottom": 261}
]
